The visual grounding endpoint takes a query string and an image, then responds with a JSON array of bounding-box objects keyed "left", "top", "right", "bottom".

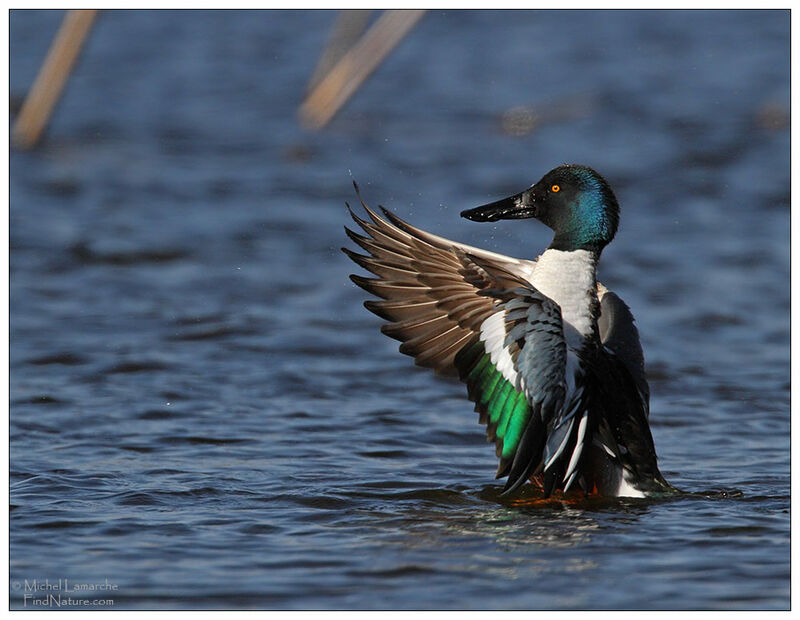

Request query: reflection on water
[{"left": 451, "top": 506, "right": 601, "bottom": 552}]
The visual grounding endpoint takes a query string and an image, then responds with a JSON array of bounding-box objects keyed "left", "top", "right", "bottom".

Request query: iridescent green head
[{"left": 461, "top": 164, "right": 620, "bottom": 253}]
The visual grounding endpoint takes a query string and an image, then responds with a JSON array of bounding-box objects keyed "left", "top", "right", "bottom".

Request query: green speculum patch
[{"left": 466, "top": 348, "right": 531, "bottom": 460}]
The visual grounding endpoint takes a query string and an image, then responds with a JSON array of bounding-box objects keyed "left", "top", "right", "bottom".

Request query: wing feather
[
  {"left": 343, "top": 187, "right": 533, "bottom": 377},
  {"left": 597, "top": 286, "right": 650, "bottom": 413}
]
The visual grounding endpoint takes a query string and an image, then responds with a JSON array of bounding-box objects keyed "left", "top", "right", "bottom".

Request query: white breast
[{"left": 528, "top": 249, "right": 597, "bottom": 346}]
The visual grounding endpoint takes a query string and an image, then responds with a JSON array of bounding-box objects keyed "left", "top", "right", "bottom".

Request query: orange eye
[{"left": 551, "top": 184, "right": 560, "bottom": 193}]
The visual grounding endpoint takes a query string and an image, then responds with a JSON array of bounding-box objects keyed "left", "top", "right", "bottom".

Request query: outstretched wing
[
  {"left": 342, "top": 183, "right": 535, "bottom": 378},
  {"left": 343, "top": 187, "right": 575, "bottom": 491}
]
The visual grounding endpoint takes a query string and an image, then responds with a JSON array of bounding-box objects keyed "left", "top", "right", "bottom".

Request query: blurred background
[{"left": 10, "top": 10, "right": 789, "bottom": 610}]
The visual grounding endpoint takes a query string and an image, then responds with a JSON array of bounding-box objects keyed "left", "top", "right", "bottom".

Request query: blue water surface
[{"left": 10, "top": 9, "right": 789, "bottom": 610}]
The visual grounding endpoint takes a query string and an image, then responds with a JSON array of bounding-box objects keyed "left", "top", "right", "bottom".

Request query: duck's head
[{"left": 461, "top": 164, "right": 620, "bottom": 252}]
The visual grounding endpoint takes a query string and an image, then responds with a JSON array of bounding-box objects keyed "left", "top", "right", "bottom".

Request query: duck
[{"left": 342, "top": 164, "right": 674, "bottom": 498}]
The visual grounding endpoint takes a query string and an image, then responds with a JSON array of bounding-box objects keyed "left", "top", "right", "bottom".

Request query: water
[{"left": 10, "top": 9, "right": 789, "bottom": 610}]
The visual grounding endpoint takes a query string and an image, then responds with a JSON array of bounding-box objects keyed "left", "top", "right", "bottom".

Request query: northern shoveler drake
[{"left": 343, "top": 164, "right": 674, "bottom": 499}]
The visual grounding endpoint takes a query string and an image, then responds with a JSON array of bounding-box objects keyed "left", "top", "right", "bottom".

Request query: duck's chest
[{"left": 527, "top": 249, "right": 598, "bottom": 347}]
